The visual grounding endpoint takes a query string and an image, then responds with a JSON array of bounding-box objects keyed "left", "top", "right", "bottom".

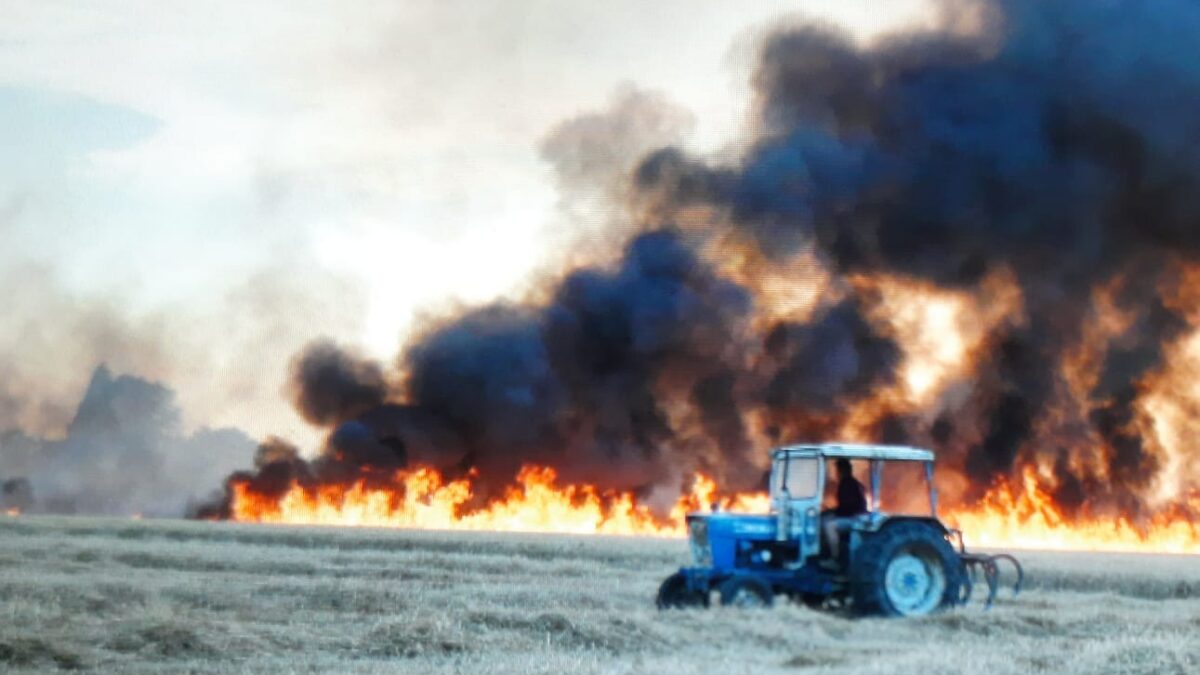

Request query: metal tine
[{"left": 988, "top": 553, "right": 1025, "bottom": 597}]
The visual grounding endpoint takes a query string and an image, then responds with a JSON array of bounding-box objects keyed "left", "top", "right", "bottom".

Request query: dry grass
[{"left": 0, "top": 516, "right": 1197, "bottom": 673}]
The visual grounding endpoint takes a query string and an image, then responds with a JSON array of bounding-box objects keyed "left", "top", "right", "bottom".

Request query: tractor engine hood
[
  {"left": 686, "top": 512, "right": 779, "bottom": 569},
  {"left": 696, "top": 512, "right": 777, "bottom": 540},
  {"left": 686, "top": 511, "right": 777, "bottom": 542}
]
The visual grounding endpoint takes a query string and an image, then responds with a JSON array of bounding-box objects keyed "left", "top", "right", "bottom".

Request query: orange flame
[
  {"left": 945, "top": 467, "right": 1200, "bottom": 555},
  {"left": 230, "top": 463, "right": 1199, "bottom": 554},
  {"left": 4, "top": 508, "right": 19, "bottom": 517},
  {"left": 231, "top": 465, "right": 767, "bottom": 537}
]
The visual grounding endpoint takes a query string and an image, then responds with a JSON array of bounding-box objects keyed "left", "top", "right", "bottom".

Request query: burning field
[{"left": 185, "top": 0, "right": 1200, "bottom": 556}]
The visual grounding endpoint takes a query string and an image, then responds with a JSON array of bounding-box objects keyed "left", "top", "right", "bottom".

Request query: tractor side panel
[{"left": 707, "top": 515, "right": 777, "bottom": 571}]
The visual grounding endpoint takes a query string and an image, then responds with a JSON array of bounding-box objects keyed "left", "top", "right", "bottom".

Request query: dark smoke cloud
[
  {"left": 195, "top": 436, "right": 310, "bottom": 520},
  {"left": 761, "top": 298, "right": 899, "bottom": 411},
  {"left": 254, "top": 436, "right": 303, "bottom": 468},
  {"left": 211, "top": 216, "right": 900, "bottom": 515},
  {"left": 758, "top": 297, "right": 900, "bottom": 440},
  {"left": 289, "top": 339, "right": 389, "bottom": 427},
  {"left": 628, "top": 0, "right": 1200, "bottom": 512},
  {"left": 0, "top": 366, "right": 255, "bottom": 516},
  {"left": 213, "top": 0, "right": 1200, "bottom": 520},
  {"left": 249, "top": 229, "right": 773, "bottom": 499},
  {"left": 641, "top": 2, "right": 1200, "bottom": 282}
]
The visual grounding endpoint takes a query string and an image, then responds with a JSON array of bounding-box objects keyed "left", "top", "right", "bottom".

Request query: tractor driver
[{"left": 822, "top": 458, "right": 867, "bottom": 567}]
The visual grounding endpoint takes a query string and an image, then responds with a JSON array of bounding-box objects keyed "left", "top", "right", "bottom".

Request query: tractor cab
[{"left": 771, "top": 444, "right": 939, "bottom": 560}]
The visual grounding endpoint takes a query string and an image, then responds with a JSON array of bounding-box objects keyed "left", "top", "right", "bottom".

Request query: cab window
[
  {"left": 822, "top": 458, "right": 870, "bottom": 510},
  {"left": 771, "top": 456, "right": 819, "bottom": 499},
  {"left": 876, "top": 460, "right": 933, "bottom": 515}
]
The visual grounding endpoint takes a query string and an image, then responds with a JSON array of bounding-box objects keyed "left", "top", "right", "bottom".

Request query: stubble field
[{"left": 0, "top": 515, "right": 1197, "bottom": 674}]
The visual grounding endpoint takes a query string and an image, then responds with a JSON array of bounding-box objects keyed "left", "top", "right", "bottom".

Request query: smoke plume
[
  {"left": 213, "top": 0, "right": 1200, "bottom": 521},
  {"left": 631, "top": 0, "right": 1200, "bottom": 513}
]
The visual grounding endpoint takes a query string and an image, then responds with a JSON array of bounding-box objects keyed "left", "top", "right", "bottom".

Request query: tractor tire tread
[{"left": 848, "top": 520, "right": 963, "bottom": 617}]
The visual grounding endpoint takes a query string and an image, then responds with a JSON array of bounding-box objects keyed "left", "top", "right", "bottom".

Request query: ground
[{"left": 0, "top": 516, "right": 1197, "bottom": 674}]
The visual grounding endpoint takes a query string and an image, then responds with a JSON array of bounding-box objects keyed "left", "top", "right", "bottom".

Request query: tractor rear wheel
[
  {"left": 656, "top": 572, "right": 708, "bottom": 609},
  {"left": 849, "top": 521, "right": 962, "bottom": 617},
  {"left": 718, "top": 575, "right": 774, "bottom": 608}
]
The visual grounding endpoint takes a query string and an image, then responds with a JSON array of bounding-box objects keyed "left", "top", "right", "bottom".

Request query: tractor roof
[{"left": 772, "top": 443, "right": 934, "bottom": 462}]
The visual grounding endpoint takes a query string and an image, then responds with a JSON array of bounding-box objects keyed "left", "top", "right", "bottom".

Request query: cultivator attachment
[{"left": 951, "top": 531, "right": 1024, "bottom": 609}]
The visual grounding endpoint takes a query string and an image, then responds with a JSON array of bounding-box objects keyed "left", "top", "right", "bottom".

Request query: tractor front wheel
[
  {"left": 718, "top": 575, "right": 774, "bottom": 608},
  {"left": 656, "top": 572, "right": 708, "bottom": 609}
]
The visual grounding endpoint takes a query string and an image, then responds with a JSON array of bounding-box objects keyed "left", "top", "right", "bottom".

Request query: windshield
[{"left": 771, "top": 456, "right": 819, "bottom": 500}]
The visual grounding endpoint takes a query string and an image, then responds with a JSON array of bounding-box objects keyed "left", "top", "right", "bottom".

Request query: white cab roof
[{"left": 772, "top": 443, "right": 934, "bottom": 462}]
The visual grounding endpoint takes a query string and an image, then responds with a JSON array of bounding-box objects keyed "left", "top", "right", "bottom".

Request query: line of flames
[
  {"left": 230, "top": 466, "right": 767, "bottom": 537},
  {"left": 945, "top": 466, "right": 1200, "bottom": 555},
  {"left": 228, "top": 464, "right": 1200, "bottom": 554}
]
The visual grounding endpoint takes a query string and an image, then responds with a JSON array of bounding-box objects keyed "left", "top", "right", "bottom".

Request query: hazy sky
[{"left": 1, "top": 1, "right": 931, "bottom": 448}]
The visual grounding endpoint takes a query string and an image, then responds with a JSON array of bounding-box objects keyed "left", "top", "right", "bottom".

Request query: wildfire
[
  {"left": 230, "top": 463, "right": 1199, "bottom": 554},
  {"left": 4, "top": 508, "right": 19, "bottom": 517},
  {"left": 945, "top": 467, "right": 1200, "bottom": 555},
  {"left": 231, "top": 465, "right": 768, "bottom": 537}
]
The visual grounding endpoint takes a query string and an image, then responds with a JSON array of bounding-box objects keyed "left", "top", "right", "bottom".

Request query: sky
[{"left": 0, "top": 1, "right": 932, "bottom": 451}]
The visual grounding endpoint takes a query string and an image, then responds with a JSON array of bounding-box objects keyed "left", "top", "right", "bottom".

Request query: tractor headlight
[{"left": 688, "top": 518, "right": 712, "bottom": 567}]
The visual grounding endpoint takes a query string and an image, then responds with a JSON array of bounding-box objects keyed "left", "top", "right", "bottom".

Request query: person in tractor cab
[{"left": 821, "top": 458, "right": 868, "bottom": 569}]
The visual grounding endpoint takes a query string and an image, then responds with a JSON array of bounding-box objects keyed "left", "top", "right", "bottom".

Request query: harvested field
[{"left": 0, "top": 516, "right": 1197, "bottom": 674}]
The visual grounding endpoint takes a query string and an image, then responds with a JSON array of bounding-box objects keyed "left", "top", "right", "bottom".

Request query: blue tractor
[{"left": 656, "top": 443, "right": 1022, "bottom": 617}]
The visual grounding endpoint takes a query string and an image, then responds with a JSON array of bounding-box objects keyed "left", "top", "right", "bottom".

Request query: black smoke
[
  {"left": 208, "top": 226, "right": 900, "bottom": 510},
  {"left": 289, "top": 340, "right": 388, "bottom": 427},
  {"left": 273, "top": 231, "right": 760, "bottom": 494},
  {"left": 762, "top": 298, "right": 899, "bottom": 411},
  {"left": 211, "top": 0, "right": 1200, "bottom": 519},
  {"left": 633, "top": 0, "right": 1200, "bottom": 510}
]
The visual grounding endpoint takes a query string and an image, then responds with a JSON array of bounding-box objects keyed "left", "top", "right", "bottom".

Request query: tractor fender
[
  {"left": 852, "top": 514, "right": 949, "bottom": 535},
  {"left": 847, "top": 515, "right": 954, "bottom": 564}
]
